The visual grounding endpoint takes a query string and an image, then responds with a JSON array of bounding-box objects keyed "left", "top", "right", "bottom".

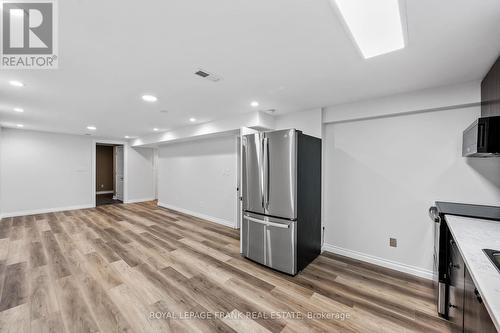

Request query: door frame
[
  {"left": 236, "top": 136, "right": 241, "bottom": 229},
  {"left": 114, "top": 145, "right": 125, "bottom": 201},
  {"left": 92, "top": 140, "right": 128, "bottom": 207}
]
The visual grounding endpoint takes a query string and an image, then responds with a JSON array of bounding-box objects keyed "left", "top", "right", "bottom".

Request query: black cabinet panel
[
  {"left": 463, "top": 267, "right": 497, "bottom": 333},
  {"left": 446, "top": 236, "right": 497, "bottom": 333},
  {"left": 449, "top": 241, "right": 465, "bottom": 332},
  {"left": 482, "top": 56, "right": 500, "bottom": 117}
]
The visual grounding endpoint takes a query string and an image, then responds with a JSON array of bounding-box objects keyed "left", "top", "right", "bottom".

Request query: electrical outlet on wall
[
  {"left": 390, "top": 238, "right": 397, "bottom": 247},
  {"left": 101, "top": 184, "right": 104, "bottom": 188}
]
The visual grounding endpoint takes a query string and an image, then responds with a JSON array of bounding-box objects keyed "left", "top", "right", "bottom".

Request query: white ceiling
[{"left": 1, "top": 0, "right": 499, "bottom": 138}]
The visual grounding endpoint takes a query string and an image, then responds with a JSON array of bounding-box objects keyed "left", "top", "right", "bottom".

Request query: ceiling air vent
[{"left": 195, "top": 69, "right": 222, "bottom": 82}]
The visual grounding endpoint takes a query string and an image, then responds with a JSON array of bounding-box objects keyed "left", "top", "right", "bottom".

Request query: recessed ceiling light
[
  {"left": 331, "top": 0, "right": 406, "bottom": 59},
  {"left": 87, "top": 126, "right": 97, "bottom": 131},
  {"left": 16, "top": 124, "right": 24, "bottom": 128},
  {"left": 153, "top": 128, "right": 159, "bottom": 131},
  {"left": 125, "top": 136, "right": 130, "bottom": 139},
  {"left": 251, "top": 101, "right": 259, "bottom": 108},
  {"left": 9, "top": 80, "right": 24, "bottom": 87},
  {"left": 142, "top": 95, "right": 158, "bottom": 102},
  {"left": 189, "top": 118, "right": 196, "bottom": 122},
  {"left": 14, "top": 107, "right": 24, "bottom": 113}
]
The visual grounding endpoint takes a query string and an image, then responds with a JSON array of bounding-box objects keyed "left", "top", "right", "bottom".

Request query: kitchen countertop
[
  {"left": 437, "top": 201, "right": 500, "bottom": 221},
  {"left": 446, "top": 215, "right": 500, "bottom": 331}
]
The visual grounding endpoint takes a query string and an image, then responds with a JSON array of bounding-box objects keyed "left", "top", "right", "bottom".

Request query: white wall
[
  {"left": 323, "top": 100, "right": 500, "bottom": 278},
  {"left": 126, "top": 146, "right": 156, "bottom": 202},
  {"left": 323, "top": 81, "right": 480, "bottom": 123},
  {"left": 1, "top": 129, "right": 156, "bottom": 216},
  {"left": 157, "top": 134, "right": 238, "bottom": 228},
  {"left": 1, "top": 129, "right": 94, "bottom": 215},
  {"left": 274, "top": 108, "right": 322, "bottom": 138},
  {"left": 132, "top": 111, "right": 275, "bottom": 147}
]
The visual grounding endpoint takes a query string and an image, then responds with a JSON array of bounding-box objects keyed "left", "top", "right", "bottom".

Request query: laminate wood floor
[{"left": 0, "top": 201, "right": 452, "bottom": 333}]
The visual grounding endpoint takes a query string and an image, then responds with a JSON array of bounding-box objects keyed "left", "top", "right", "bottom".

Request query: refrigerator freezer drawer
[
  {"left": 242, "top": 213, "right": 297, "bottom": 275},
  {"left": 242, "top": 215, "right": 266, "bottom": 266}
]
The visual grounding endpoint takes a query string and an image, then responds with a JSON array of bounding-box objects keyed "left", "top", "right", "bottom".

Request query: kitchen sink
[{"left": 483, "top": 249, "right": 500, "bottom": 272}]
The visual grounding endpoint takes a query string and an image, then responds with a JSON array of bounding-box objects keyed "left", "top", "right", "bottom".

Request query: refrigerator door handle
[
  {"left": 263, "top": 137, "right": 270, "bottom": 210},
  {"left": 260, "top": 135, "right": 265, "bottom": 209},
  {"left": 243, "top": 215, "right": 290, "bottom": 229}
]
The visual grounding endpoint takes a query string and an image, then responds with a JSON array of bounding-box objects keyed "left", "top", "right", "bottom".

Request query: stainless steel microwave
[{"left": 463, "top": 116, "right": 500, "bottom": 157}]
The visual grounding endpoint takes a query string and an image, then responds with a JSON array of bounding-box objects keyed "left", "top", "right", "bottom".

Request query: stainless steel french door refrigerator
[{"left": 241, "top": 129, "right": 321, "bottom": 275}]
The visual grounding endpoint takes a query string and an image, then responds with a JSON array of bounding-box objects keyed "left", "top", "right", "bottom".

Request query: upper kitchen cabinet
[{"left": 482, "top": 56, "right": 500, "bottom": 117}]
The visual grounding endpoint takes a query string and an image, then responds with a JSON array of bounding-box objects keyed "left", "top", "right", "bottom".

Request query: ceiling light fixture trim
[{"left": 331, "top": 0, "right": 408, "bottom": 59}]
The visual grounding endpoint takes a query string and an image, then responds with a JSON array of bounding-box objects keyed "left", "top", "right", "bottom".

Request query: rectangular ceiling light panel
[{"left": 332, "top": 0, "right": 406, "bottom": 59}]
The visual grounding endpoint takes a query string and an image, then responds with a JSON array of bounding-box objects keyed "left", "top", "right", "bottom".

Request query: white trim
[
  {"left": 322, "top": 243, "right": 433, "bottom": 280},
  {"left": 1, "top": 204, "right": 94, "bottom": 218},
  {"left": 125, "top": 198, "right": 155, "bottom": 204},
  {"left": 235, "top": 135, "right": 241, "bottom": 229},
  {"left": 96, "top": 191, "right": 114, "bottom": 195},
  {"left": 153, "top": 148, "right": 159, "bottom": 200},
  {"left": 158, "top": 202, "right": 237, "bottom": 229}
]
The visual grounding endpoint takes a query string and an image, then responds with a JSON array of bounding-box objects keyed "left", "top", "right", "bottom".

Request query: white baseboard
[
  {"left": 1, "top": 204, "right": 94, "bottom": 218},
  {"left": 125, "top": 198, "right": 155, "bottom": 204},
  {"left": 96, "top": 191, "right": 114, "bottom": 195},
  {"left": 322, "top": 243, "right": 433, "bottom": 280},
  {"left": 157, "top": 202, "right": 237, "bottom": 229}
]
